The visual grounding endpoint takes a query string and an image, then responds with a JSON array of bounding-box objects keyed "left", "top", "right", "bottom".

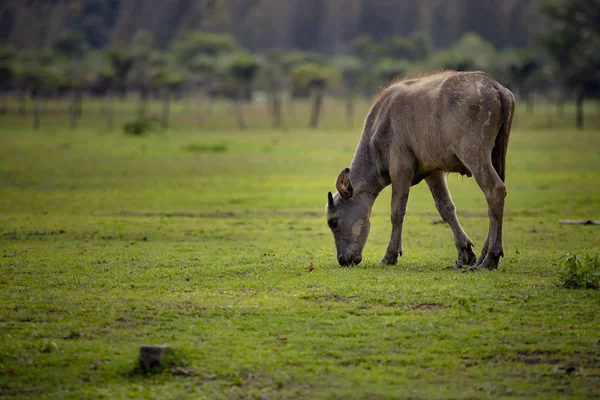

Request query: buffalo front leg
[
  {"left": 425, "top": 172, "right": 476, "bottom": 269},
  {"left": 380, "top": 175, "right": 411, "bottom": 266}
]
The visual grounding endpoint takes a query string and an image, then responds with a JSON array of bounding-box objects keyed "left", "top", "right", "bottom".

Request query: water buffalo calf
[{"left": 326, "top": 70, "right": 515, "bottom": 270}]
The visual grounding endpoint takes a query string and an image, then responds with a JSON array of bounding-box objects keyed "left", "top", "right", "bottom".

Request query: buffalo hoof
[
  {"left": 465, "top": 252, "right": 503, "bottom": 271},
  {"left": 379, "top": 251, "right": 401, "bottom": 266},
  {"left": 453, "top": 245, "right": 477, "bottom": 269}
]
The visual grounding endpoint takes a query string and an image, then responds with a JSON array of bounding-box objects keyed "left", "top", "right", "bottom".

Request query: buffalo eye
[{"left": 328, "top": 218, "right": 338, "bottom": 229}]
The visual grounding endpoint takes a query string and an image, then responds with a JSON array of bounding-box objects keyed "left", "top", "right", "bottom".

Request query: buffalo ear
[
  {"left": 335, "top": 168, "right": 353, "bottom": 200},
  {"left": 327, "top": 191, "right": 334, "bottom": 210}
]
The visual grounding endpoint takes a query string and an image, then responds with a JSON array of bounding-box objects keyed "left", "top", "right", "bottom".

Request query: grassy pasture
[{"left": 0, "top": 98, "right": 599, "bottom": 399}]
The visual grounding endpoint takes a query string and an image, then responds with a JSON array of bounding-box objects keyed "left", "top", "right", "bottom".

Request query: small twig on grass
[{"left": 559, "top": 220, "right": 600, "bottom": 225}]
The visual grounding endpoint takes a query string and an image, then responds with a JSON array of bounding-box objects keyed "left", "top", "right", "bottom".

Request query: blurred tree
[
  {"left": 106, "top": 43, "right": 134, "bottom": 99},
  {"left": 333, "top": 55, "right": 363, "bottom": 127},
  {"left": 13, "top": 50, "right": 36, "bottom": 115},
  {"left": 172, "top": 31, "right": 238, "bottom": 65},
  {"left": 427, "top": 32, "right": 496, "bottom": 72},
  {"left": 0, "top": 63, "right": 13, "bottom": 114},
  {"left": 265, "top": 50, "right": 286, "bottom": 129},
  {"left": 21, "top": 53, "right": 66, "bottom": 130},
  {"left": 374, "top": 58, "right": 409, "bottom": 85},
  {"left": 54, "top": 30, "right": 88, "bottom": 125},
  {"left": 0, "top": 46, "right": 17, "bottom": 69},
  {"left": 350, "top": 35, "right": 388, "bottom": 96},
  {"left": 411, "top": 33, "right": 432, "bottom": 62},
  {"left": 53, "top": 31, "right": 87, "bottom": 60},
  {"left": 99, "top": 44, "right": 134, "bottom": 131},
  {"left": 0, "top": 45, "right": 18, "bottom": 114},
  {"left": 187, "top": 54, "right": 216, "bottom": 126},
  {"left": 451, "top": 32, "right": 496, "bottom": 70},
  {"left": 163, "top": 71, "right": 186, "bottom": 128},
  {"left": 505, "top": 48, "right": 540, "bottom": 114},
  {"left": 279, "top": 50, "right": 327, "bottom": 115},
  {"left": 381, "top": 36, "right": 415, "bottom": 60},
  {"left": 171, "top": 30, "right": 239, "bottom": 124},
  {"left": 130, "top": 29, "right": 154, "bottom": 119},
  {"left": 291, "top": 62, "right": 337, "bottom": 128},
  {"left": 227, "top": 52, "right": 262, "bottom": 129},
  {"left": 148, "top": 50, "right": 185, "bottom": 128},
  {"left": 540, "top": 0, "right": 600, "bottom": 129},
  {"left": 282, "top": 50, "right": 327, "bottom": 66},
  {"left": 86, "top": 52, "right": 117, "bottom": 131},
  {"left": 350, "top": 35, "right": 380, "bottom": 64},
  {"left": 21, "top": 66, "right": 43, "bottom": 129}
]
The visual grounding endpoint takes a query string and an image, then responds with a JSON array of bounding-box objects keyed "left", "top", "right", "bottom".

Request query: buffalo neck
[{"left": 349, "top": 135, "right": 389, "bottom": 201}]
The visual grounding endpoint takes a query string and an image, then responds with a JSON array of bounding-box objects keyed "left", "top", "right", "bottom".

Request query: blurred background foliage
[{"left": 0, "top": 0, "right": 598, "bottom": 130}]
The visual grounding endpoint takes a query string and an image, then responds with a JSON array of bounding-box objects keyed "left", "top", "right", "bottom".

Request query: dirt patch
[
  {"left": 514, "top": 350, "right": 562, "bottom": 365},
  {"left": 3, "top": 230, "right": 66, "bottom": 240},
  {"left": 112, "top": 210, "right": 321, "bottom": 219},
  {"left": 300, "top": 293, "right": 359, "bottom": 303},
  {"left": 405, "top": 303, "right": 447, "bottom": 312},
  {"left": 490, "top": 350, "right": 600, "bottom": 369},
  {"left": 114, "top": 211, "right": 238, "bottom": 218}
]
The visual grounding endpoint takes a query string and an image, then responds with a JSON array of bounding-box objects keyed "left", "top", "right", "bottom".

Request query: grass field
[{"left": 1, "top": 98, "right": 599, "bottom": 399}]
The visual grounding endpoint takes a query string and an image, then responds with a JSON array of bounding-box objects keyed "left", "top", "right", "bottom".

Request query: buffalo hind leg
[
  {"left": 425, "top": 172, "right": 476, "bottom": 269},
  {"left": 380, "top": 169, "right": 412, "bottom": 265},
  {"left": 466, "top": 160, "right": 506, "bottom": 270}
]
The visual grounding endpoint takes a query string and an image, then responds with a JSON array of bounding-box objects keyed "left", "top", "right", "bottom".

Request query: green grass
[{"left": 1, "top": 98, "right": 599, "bottom": 399}]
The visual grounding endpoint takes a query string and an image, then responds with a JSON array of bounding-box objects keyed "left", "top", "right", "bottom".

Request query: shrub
[
  {"left": 183, "top": 143, "right": 228, "bottom": 153},
  {"left": 123, "top": 118, "right": 152, "bottom": 136},
  {"left": 557, "top": 253, "right": 600, "bottom": 289}
]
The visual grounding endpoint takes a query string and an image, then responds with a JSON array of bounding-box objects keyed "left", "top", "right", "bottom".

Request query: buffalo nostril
[{"left": 353, "top": 256, "right": 362, "bottom": 265}]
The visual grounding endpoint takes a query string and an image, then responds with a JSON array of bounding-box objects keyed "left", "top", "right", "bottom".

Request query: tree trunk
[
  {"left": 161, "top": 88, "right": 170, "bottom": 128},
  {"left": 345, "top": 88, "right": 354, "bottom": 128},
  {"left": 0, "top": 91, "right": 7, "bottom": 114},
  {"left": 204, "top": 85, "right": 213, "bottom": 118},
  {"left": 19, "top": 90, "right": 27, "bottom": 115},
  {"left": 184, "top": 86, "right": 192, "bottom": 113},
  {"left": 287, "top": 88, "right": 295, "bottom": 116},
  {"left": 75, "top": 89, "right": 83, "bottom": 117},
  {"left": 196, "top": 94, "right": 204, "bottom": 127},
  {"left": 42, "top": 94, "right": 48, "bottom": 115},
  {"left": 557, "top": 95, "right": 565, "bottom": 117},
  {"left": 575, "top": 90, "right": 584, "bottom": 130},
  {"left": 138, "top": 87, "right": 149, "bottom": 119},
  {"left": 105, "top": 91, "right": 114, "bottom": 132},
  {"left": 196, "top": 84, "right": 211, "bottom": 127},
  {"left": 310, "top": 87, "right": 323, "bottom": 129},
  {"left": 234, "top": 86, "right": 247, "bottom": 129},
  {"left": 269, "top": 69, "right": 283, "bottom": 129},
  {"left": 69, "top": 89, "right": 78, "bottom": 129},
  {"left": 271, "top": 89, "right": 282, "bottom": 129},
  {"left": 526, "top": 96, "right": 534, "bottom": 115},
  {"left": 518, "top": 84, "right": 533, "bottom": 115},
  {"left": 545, "top": 106, "right": 553, "bottom": 129},
  {"left": 100, "top": 90, "right": 108, "bottom": 116},
  {"left": 33, "top": 94, "right": 40, "bottom": 130}
]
